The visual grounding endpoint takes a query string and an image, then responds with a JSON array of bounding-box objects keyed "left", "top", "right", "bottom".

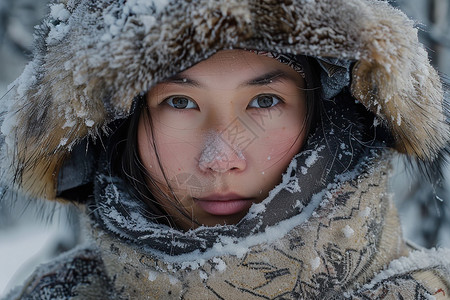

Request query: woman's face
[{"left": 138, "top": 50, "right": 307, "bottom": 230}]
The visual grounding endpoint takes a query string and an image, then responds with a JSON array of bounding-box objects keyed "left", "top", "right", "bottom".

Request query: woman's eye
[
  {"left": 164, "top": 96, "right": 198, "bottom": 109},
  {"left": 248, "top": 94, "right": 281, "bottom": 109}
]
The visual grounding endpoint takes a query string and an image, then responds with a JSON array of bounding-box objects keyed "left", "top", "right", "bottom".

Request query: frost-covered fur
[{"left": 0, "top": 0, "right": 448, "bottom": 200}]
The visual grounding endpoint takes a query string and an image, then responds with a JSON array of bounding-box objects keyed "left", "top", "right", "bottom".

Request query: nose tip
[
  {"left": 198, "top": 148, "right": 246, "bottom": 173},
  {"left": 198, "top": 132, "right": 246, "bottom": 173}
]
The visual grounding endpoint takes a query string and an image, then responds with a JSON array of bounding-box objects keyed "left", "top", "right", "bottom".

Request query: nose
[{"left": 198, "top": 131, "right": 247, "bottom": 173}]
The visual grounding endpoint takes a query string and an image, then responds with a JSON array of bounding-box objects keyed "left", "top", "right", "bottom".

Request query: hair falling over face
[{"left": 116, "top": 103, "right": 192, "bottom": 228}]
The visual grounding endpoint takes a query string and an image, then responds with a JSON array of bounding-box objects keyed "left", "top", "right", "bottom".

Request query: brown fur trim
[{"left": 351, "top": 1, "right": 449, "bottom": 160}]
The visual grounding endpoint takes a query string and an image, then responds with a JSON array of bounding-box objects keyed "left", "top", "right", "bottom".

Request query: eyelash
[{"left": 161, "top": 93, "right": 284, "bottom": 110}]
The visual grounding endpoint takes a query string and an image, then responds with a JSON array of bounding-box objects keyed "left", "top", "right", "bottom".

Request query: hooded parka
[{"left": 1, "top": 0, "right": 450, "bottom": 299}]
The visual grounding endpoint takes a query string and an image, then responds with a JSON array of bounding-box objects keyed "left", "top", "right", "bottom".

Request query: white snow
[
  {"left": 126, "top": 0, "right": 169, "bottom": 14},
  {"left": 301, "top": 166, "right": 308, "bottom": 175},
  {"left": 364, "top": 248, "right": 450, "bottom": 290},
  {"left": 310, "top": 256, "right": 321, "bottom": 270},
  {"left": 199, "top": 270, "right": 208, "bottom": 281},
  {"left": 299, "top": 147, "right": 325, "bottom": 175},
  {"left": 100, "top": 180, "right": 172, "bottom": 234},
  {"left": 59, "top": 138, "right": 68, "bottom": 147},
  {"left": 212, "top": 257, "right": 226, "bottom": 272},
  {"left": 342, "top": 225, "right": 354, "bottom": 238},
  {"left": 373, "top": 117, "right": 380, "bottom": 127},
  {"left": 85, "top": 119, "right": 95, "bottom": 127},
  {"left": 396, "top": 112, "right": 402, "bottom": 127},
  {"left": 50, "top": 4, "right": 70, "bottom": 22},
  {"left": 46, "top": 20, "right": 70, "bottom": 46},
  {"left": 102, "top": 0, "right": 169, "bottom": 39},
  {"left": 198, "top": 130, "right": 245, "bottom": 171},
  {"left": 148, "top": 270, "right": 158, "bottom": 281},
  {"left": 63, "top": 116, "right": 76, "bottom": 128},
  {"left": 285, "top": 179, "right": 302, "bottom": 193},
  {"left": 305, "top": 150, "right": 319, "bottom": 168},
  {"left": 180, "top": 259, "right": 206, "bottom": 271},
  {"left": 140, "top": 15, "right": 157, "bottom": 32},
  {"left": 359, "top": 207, "right": 371, "bottom": 218},
  {"left": 103, "top": 14, "right": 116, "bottom": 26}
]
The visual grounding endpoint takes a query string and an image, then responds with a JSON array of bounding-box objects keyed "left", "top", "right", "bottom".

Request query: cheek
[
  {"left": 137, "top": 116, "right": 200, "bottom": 180},
  {"left": 245, "top": 99, "right": 307, "bottom": 166},
  {"left": 252, "top": 125, "right": 306, "bottom": 170}
]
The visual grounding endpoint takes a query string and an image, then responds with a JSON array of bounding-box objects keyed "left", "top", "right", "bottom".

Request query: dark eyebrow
[
  {"left": 162, "top": 74, "right": 201, "bottom": 87},
  {"left": 162, "top": 70, "right": 298, "bottom": 88},
  {"left": 243, "top": 70, "right": 298, "bottom": 87}
]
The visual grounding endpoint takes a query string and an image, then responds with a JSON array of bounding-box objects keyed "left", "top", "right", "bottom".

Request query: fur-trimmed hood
[{"left": 1, "top": 0, "right": 449, "bottom": 200}]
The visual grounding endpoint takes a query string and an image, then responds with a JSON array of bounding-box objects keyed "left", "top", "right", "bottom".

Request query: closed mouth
[{"left": 194, "top": 193, "right": 254, "bottom": 216}]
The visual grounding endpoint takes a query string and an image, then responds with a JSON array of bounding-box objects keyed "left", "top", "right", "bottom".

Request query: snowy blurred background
[{"left": 0, "top": 0, "right": 449, "bottom": 297}]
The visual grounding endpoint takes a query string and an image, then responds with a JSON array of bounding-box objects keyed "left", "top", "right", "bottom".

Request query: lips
[{"left": 194, "top": 193, "right": 254, "bottom": 216}]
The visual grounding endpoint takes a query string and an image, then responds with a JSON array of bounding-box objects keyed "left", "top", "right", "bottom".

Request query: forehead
[{"left": 179, "top": 50, "right": 299, "bottom": 78}]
